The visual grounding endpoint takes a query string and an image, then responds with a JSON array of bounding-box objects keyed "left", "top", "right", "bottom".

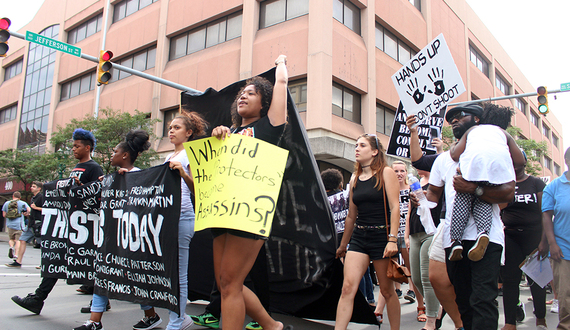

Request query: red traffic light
[
  {"left": 537, "top": 86, "right": 546, "bottom": 95},
  {"left": 0, "top": 18, "right": 11, "bottom": 30},
  {"left": 101, "top": 50, "right": 113, "bottom": 61}
]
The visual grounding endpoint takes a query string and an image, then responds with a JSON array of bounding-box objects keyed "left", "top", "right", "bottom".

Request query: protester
[
  {"left": 500, "top": 150, "right": 547, "bottom": 330},
  {"left": 405, "top": 114, "right": 464, "bottom": 330},
  {"left": 540, "top": 146, "right": 570, "bottom": 330},
  {"left": 9, "top": 182, "right": 43, "bottom": 267},
  {"left": 334, "top": 134, "right": 400, "bottom": 330},
  {"left": 210, "top": 55, "right": 291, "bottom": 330},
  {"left": 11, "top": 128, "right": 103, "bottom": 315},
  {"left": 73, "top": 129, "right": 151, "bottom": 330},
  {"left": 3, "top": 191, "right": 30, "bottom": 267},
  {"left": 447, "top": 105, "right": 523, "bottom": 262},
  {"left": 425, "top": 104, "right": 515, "bottom": 329}
]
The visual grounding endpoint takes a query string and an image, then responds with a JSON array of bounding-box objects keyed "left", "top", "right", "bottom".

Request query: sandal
[{"left": 417, "top": 306, "right": 427, "bottom": 322}]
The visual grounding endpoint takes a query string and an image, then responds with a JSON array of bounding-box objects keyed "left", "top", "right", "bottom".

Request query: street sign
[
  {"left": 25, "top": 31, "right": 81, "bottom": 57},
  {"left": 561, "top": 82, "right": 570, "bottom": 91}
]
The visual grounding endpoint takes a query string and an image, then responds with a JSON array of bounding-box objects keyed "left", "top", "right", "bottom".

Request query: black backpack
[{"left": 5, "top": 200, "right": 21, "bottom": 219}]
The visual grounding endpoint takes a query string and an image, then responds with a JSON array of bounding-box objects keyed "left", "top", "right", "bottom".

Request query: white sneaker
[
  {"left": 536, "top": 325, "right": 548, "bottom": 329},
  {"left": 550, "top": 299, "right": 559, "bottom": 313},
  {"left": 180, "top": 315, "right": 194, "bottom": 330}
]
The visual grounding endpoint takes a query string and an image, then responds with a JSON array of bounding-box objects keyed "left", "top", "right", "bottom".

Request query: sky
[{"left": 4, "top": 1, "right": 570, "bottom": 153}]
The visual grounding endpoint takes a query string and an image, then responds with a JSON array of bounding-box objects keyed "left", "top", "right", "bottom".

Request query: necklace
[{"left": 361, "top": 165, "right": 370, "bottom": 168}]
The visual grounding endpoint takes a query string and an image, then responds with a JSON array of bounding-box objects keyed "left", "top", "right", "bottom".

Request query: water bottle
[{"left": 408, "top": 174, "right": 426, "bottom": 205}]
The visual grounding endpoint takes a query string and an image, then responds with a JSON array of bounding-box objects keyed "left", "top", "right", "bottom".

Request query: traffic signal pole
[
  {"left": 448, "top": 88, "right": 569, "bottom": 107},
  {"left": 7, "top": 29, "right": 201, "bottom": 94}
]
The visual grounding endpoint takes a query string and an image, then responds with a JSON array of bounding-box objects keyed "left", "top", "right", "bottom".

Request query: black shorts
[
  {"left": 211, "top": 228, "right": 268, "bottom": 241},
  {"left": 348, "top": 227, "right": 389, "bottom": 260}
]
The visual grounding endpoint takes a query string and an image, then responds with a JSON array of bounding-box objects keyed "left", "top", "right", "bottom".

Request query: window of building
[
  {"left": 552, "top": 134, "right": 559, "bottom": 149},
  {"left": 332, "top": 82, "right": 361, "bottom": 124},
  {"left": 162, "top": 108, "right": 179, "bottom": 137},
  {"left": 260, "top": 0, "right": 308, "bottom": 28},
  {"left": 67, "top": 14, "right": 103, "bottom": 44},
  {"left": 542, "top": 125, "right": 550, "bottom": 138},
  {"left": 554, "top": 163, "right": 561, "bottom": 176},
  {"left": 376, "top": 104, "right": 395, "bottom": 135},
  {"left": 0, "top": 104, "right": 17, "bottom": 124},
  {"left": 113, "top": 0, "right": 158, "bottom": 23},
  {"left": 4, "top": 59, "right": 23, "bottom": 81},
  {"left": 545, "top": 156, "right": 552, "bottom": 171},
  {"left": 469, "top": 45, "right": 489, "bottom": 77},
  {"left": 170, "top": 12, "right": 242, "bottom": 60},
  {"left": 289, "top": 79, "right": 307, "bottom": 112},
  {"left": 60, "top": 72, "right": 96, "bottom": 101},
  {"left": 109, "top": 46, "right": 156, "bottom": 82},
  {"left": 333, "top": 0, "right": 360, "bottom": 34},
  {"left": 495, "top": 73, "right": 509, "bottom": 95},
  {"left": 409, "top": 0, "right": 421, "bottom": 11},
  {"left": 514, "top": 97, "right": 526, "bottom": 115},
  {"left": 530, "top": 112, "right": 539, "bottom": 128},
  {"left": 20, "top": 25, "right": 59, "bottom": 147},
  {"left": 375, "top": 23, "right": 416, "bottom": 64}
]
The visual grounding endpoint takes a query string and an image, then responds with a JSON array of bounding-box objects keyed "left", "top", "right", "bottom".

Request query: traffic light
[
  {"left": 97, "top": 50, "right": 113, "bottom": 85},
  {"left": 537, "top": 86, "right": 549, "bottom": 115},
  {"left": 0, "top": 17, "right": 11, "bottom": 57}
]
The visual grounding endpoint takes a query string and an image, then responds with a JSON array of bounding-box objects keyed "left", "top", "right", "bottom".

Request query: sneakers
[
  {"left": 180, "top": 315, "right": 194, "bottom": 330},
  {"left": 404, "top": 290, "right": 416, "bottom": 303},
  {"left": 6, "top": 261, "right": 22, "bottom": 267},
  {"left": 536, "top": 325, "right": 548, "bottom": 330},
  {"left": 551, "top": 299, "right": 559, "bottom": 313},
  {"left": 449, "top": 241, "right": 463, "bottom": 261},
  {"left": 246, "top": 321, "right": 262, "bottom": 330},
  {"left": 395, "top": 288, "right": 403, "bottom": 298},
  {"left": 468, "top": 233, "right": 489, "bottom": 262},
  {"left": 133, "top": 314, "right": 162, "bottom": 330},
  {"left": 190, "top": 312, "right": 220, "bottom": 329},
  {"left": 516, "top": 301, "right": 526, "bottom": 323},
  {"left": 11, "top": 293, "right": 44, "bottom": 314},
  {"left": 8, "top": 247, "right": 14, "bottom": 259},
  {"left": 81, "top": 299, "right": 111, "bottom": 313},
  {"left": 73, "top": 320, "right": 104, "bottom": 330}
]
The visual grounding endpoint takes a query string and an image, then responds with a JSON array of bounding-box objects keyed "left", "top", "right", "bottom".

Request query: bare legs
[{"left": 429, "top": 259, "right": 463, "bottom": 329}]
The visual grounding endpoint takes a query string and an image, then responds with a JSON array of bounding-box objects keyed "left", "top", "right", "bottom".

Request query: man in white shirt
[{"left": 425, "top": 104, "right": 515, "bottom": 330}]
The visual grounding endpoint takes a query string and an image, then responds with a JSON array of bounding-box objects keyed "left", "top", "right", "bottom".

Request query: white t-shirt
[
  {"left": 429, "top": 151, "right": 504, "bottom": 249},
  {"left": 165, "top": 151, "right": 193, "bottom": 213}
]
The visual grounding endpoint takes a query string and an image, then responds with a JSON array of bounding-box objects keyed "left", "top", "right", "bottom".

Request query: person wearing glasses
[
  {"left": 424, "top": 103, "right": 516, "bottom": 330},
  {"left": 335, "top": 134, "right": 401, "bottom": 330}
]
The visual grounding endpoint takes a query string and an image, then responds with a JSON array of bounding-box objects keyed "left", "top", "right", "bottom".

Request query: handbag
[{"left": 382, "top": 185, "right": 411, "bottom": 284}]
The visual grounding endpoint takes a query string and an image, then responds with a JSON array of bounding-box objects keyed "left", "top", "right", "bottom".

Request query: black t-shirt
[
  {"left": 69, "top": 159, "right": 104, "bottom": 184},
  {"left": 232, "top": 116, "right": 285, "bottom": 146},
  {"left": 412, "top": 154, "right": 439, "bottom": 172},
  {"left": 409, "top": 183, "right": 443, "bottom": 235},
  {"left": 30, "top": 192, "right": 44, "bottom": 225},
  {"left": 501, "top": 175, "right": 546, "bottom": 229},
  {"left": 352, "top": 176, "right": 389, "bottom": 227}
]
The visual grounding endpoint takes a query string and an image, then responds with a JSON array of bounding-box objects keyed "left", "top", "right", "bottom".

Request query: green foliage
[
  {"left": 507, "top": 126, "right": 549, "bottom": 177},
  {"left": 441, "top": 125, "right": 454, "bottom": 151},
  {"left": 50, "top": 108, "right": 161, "bottom": 175}
]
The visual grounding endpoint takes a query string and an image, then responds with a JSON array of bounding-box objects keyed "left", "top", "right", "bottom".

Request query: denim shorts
[
  {"left": 211, "top": 228, "right": 268, "bottom": 241},
  {"left": 348, "top": 227, "right": 389, "bottom": 260}
]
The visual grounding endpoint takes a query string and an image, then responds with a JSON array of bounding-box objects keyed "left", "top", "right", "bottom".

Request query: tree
[{"left": 50, "top": 108, "right": 161, "bottom": 175}]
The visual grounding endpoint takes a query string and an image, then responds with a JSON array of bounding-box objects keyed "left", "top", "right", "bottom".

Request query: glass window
[
  {"left": 554, "top": 163, "right": 561, "bottom": 176},
  {"left": 333, "top": 0, "right": 360, "bottom": 34},
  {"left": 187, "top": 28, "right": 206, "bottom": 54},
  {"left": 206, "top": 20, "right": 225, "bottom": 48},
  {"left": 260, "top": 0, "right": 308, "bottom": 28},
  {"left": 332, "top": 82, "right": 361, "bottom": 124},
  {"left": 514, "top": 97, "right": 525, "bottom": 115},
  {"left": 226, "top": 13, "right": 242, "bottom": 40},
  {"left": 170, "top": 34, "right": 188, "bottom": 60},
  {"left": 61, "top": 71, "right": 96, "bottom": 101},
  {"left": 4, "top": 59, "right": 23, "bottom": 81},
  {"left": 107, "top": 46, "right": 156, "bottom": 82},
  {"left": 409, "top": 0, "right": 421, "bottom": 11},
  {"left": 146, "top": 48, "right": 156, "bottom": 69},
  {"left": 287, "top": 0, "right": 309, "bottom": 19},
  {"left": 542, "top": 125, "right": 550, "bottom": 138},
  {"left": 119, "top": 57, "right": 133, "bottom": 79},
  {"left": 113, "top": 0, "right": 158, "bottom": 22},
  {"left": 384, "top": 30, "right": 398, "bottom": 60},
  {"left": 495, "top": 74, "right": 509, "bottom": 95},
  {"left": 545, "top": 156, "right": 552, "bottom": 171},
  {"left": 162, "top": 108, "right": 179, "bottom": 137},
  {"left": 530, "top": 112, "right": 539, "bottom": 128},
  {"left": 0, "top": 104, "right": 18, "bottom": 124},
  {"left": 289, "top": 80, "right": 307, "bottom": 112},
  {"left": 376, "top": 104, "right": 395, "bottom": 135},
  {"left": 20, "top": 25, "right": 58, "bottom": 147},
  {"left": 552, "top": 134, "right": 559, "bottom": 149},
  {"left": 133, "top": 52, "right": 147, "bottom": 71},
  {"left": 469, "top": 45, "right": 489, "bottom": 77},
  {"left": 398, "top": 43, "right": 411, "bottom": 64},
  {"left": 67, "top": 14, "right": 103, "bottom": 44}
]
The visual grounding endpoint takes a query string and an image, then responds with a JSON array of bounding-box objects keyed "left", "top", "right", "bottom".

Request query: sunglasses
[
  {"left": 366, "top": 134, "right": 379, "bottom": 149},
  {"left": 448, "top": 110, "right": 469, "bottom": 122}
]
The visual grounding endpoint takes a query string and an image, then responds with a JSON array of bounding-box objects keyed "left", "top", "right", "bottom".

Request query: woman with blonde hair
[{"left": 335, "top": 134, "right": 401, "bottom": 330}]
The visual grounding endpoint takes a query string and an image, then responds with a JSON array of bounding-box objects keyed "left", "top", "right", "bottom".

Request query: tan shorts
[{"left": 7, "top": 228, "right": 23, "bottom": 241}]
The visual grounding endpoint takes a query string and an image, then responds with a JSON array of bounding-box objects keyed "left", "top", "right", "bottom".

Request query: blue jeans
[
  {"left": 359, "top": 267, "right": 375, "bottom": 304},
  {"left": 92, "top": 293, "right": 109, "bottom": 313}
]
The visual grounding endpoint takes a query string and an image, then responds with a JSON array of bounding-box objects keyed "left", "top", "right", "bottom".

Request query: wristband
[
  {"left": 388, "top": 234, "right": 397, "bottom": 238},
  {"left": 275, "top": 59, "right": 287, "bottom": 66}
]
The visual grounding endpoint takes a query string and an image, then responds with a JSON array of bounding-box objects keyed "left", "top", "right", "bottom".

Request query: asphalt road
[{"left": 0, "top": 231, "right": 560, "bottom": 329}]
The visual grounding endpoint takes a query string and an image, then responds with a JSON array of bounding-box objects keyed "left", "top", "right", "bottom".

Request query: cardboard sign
[
  {"left": 391, "top": 33, "right": 465, "bottom": 123},
  {"left": 185, "top": 135, "right": 288, "bottom": 237}
]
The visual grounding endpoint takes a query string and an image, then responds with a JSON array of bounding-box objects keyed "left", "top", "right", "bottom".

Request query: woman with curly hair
[
  {"left": 210, "top": 55, "right": 291, "bottom": 330},
  {"left": 335, "top": 134, "right": 401, "bottom": 330}
]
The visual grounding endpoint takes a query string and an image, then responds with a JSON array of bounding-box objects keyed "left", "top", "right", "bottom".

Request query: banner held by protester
[
  {"left": 94, "top": 164, "right": 182, "bottom": 314},
  {"left": 184, "top": 135, "right": 288, "bottom": 237}
]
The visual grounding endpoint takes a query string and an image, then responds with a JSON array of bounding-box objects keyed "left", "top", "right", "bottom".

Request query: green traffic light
[{"left": 538, "top": 104, "right": 548, "bottom": 114}]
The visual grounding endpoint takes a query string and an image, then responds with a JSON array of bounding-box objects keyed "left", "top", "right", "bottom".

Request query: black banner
[
  {"left": 94, "top": 164, "right": 181, "bottom": 314},
  {"left": 182, "top": 69, "right": 377, "bottom": 324},
  {"left": 66, "top": 180, "right": 102, "bottom": 284},
  {"left": 40, "top": 178, "right": 74, "bottom": 279},
  {"left": 386, "top": 102, "right": 446, "bottom": 158}
]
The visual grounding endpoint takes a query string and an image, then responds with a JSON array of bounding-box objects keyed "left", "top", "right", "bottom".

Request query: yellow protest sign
[{"left": 184, "top": 135, "right": 289, "bottom": 237}]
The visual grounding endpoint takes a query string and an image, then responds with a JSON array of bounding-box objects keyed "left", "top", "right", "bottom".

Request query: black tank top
[{"left": 352, "top": 176, "right": 389, "bottom": 227}]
